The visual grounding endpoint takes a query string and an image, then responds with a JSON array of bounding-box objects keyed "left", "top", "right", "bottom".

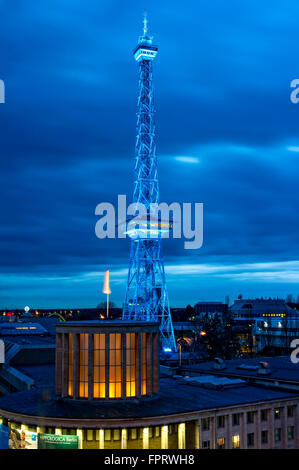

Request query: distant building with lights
[
  {"left": 194, "top": 302, "right": 228, "bottom": 321},
  {"left": 231, "top": 298, "right": 299, "bottom": 353}
]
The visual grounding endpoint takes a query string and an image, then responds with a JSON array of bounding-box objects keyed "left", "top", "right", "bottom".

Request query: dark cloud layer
[{"left": 0, "top": 0, "right": 299, "bottom": 307}]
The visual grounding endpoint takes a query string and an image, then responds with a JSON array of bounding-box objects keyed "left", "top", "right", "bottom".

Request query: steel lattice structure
[{"left": 122, "top": 15, "right": 176, "bottom": 352}]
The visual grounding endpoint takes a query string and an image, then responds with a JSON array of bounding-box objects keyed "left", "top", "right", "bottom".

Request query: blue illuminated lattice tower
[{"left": 122, "top": 14, "right": 176, "bottom": 351}]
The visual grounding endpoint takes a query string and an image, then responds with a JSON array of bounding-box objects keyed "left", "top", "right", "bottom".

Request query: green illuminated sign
[{"left": 38, "top": 433, "right": 78, "bottom": 449}]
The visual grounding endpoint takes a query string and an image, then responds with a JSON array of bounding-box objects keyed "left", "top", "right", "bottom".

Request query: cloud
[
  {"left": 0, "top": 0, "right": 298, "bottom": 306},
  {"left": 174, "top": 156, "right": 200, "bottom": 164}
]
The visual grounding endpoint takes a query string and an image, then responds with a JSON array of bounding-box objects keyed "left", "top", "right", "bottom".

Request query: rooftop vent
[
  {"left": 258, "top": 361, "right": 272, "bottom": 375},
  {"left": 213, "top": 357, "right": 226, "bottom": 370}
]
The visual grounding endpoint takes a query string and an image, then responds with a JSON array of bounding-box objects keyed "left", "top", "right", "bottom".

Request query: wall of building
[
  {"left": 198, "top": 401, "right": 298, "bottom": 449},
  {"left": 1, "top": 399, "right": 298, "bottom": 449}
]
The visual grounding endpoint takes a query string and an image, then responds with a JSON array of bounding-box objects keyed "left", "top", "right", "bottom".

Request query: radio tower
[{"left": 122, "top": 13, "right": 176, "bottom": 352}]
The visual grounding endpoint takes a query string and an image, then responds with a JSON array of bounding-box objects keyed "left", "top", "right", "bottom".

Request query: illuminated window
[
  {"left": 232, "top": 435, "right": 240, "bottom": 448},
  {"left": 126, "top": 333, "right": 136, "bottom": 397},
  {"left": 68, "top": 333, "right": 74, "bottom": 396},
  {"left": 109, "top": 333, "right": 122, "bottom": 398},
  {"left": 217, "top": 437, "right": 225, "bottom": 449},
  {"left": 141, "top": 333, "right": 147, "bottom": 395},
  {"left": 93, "top": 334, "right": 105, "bottom": 398},
  {"left": 87, "top": 430, "right": 94, "bottom": 441},
  {"left": 79, "top": 333, "right": 89, "bottom": 398}
]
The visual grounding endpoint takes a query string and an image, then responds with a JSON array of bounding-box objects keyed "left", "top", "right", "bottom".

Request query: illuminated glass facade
[
  {"left": 126, "top": 333, "right": 136, "bottom": 397},
  {"left": 79, "top": 333, "right": 88, "bottom": 398},
  {"left": 109, "top": 333, "right": 122, "bottom": 399},
  {"left": 56, "top": 321, "right": 159, "bottom": 401},
  {"left": 68, "top": 333, "right": 74, "bottom": 396},
  {"left": 93, "top": 333, "right": 105, "bottom": 399},
  {"left": 141, "top": 332, "right": 147, "bottom": 395}
]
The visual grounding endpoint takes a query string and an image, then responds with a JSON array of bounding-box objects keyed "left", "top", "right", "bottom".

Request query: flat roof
[
  {"left": 4, "top": 336, "right": 55, "bottom": 347},
  {"left": 0, "top": 322, "right": 48, "bottom": 335},
  {"left": 0, "top": 375, "right": 298, "bottom": 421},
  {"left": 183, "top": 356, "right": 299, "bottom": 384},
  {"left": 15, "top": 365, "right": 55, "bottom": 388},
  {"left": 62, "top": 320, "right": 159, "bottom": 326}
]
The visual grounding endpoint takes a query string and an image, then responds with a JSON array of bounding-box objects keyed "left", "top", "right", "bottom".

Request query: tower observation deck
[{"left": 122, "top": 14, "right": 176, "bottom": 352}]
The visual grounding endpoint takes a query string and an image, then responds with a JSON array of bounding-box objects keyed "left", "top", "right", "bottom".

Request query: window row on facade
[
  {"left": 3, "top": 416, "right": 298, "bottom": 450},
  {"left": 202, "top": 426, "right": 295, "bottom": 449},
  {"left": 201, "top": 405, "right": 296, "bottom": 430}
]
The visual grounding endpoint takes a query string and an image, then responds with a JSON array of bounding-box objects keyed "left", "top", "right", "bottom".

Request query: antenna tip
[{"left": 143, "top": 10, "right": 148, "bottom": 35}]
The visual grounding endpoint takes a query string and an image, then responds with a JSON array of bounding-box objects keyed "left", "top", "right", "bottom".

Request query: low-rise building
[
  {"left": 194, "top": 302, "right": 228, "bottom": 321},
  {"left": 0, "top": 321, "right": 299, "bottom": 449},
  {"left": 231, "top": 298, "right": 299, "bottom": 353}
]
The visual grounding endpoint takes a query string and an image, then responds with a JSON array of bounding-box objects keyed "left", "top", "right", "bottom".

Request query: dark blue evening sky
[{"left": 0, "top": 0, "right": 299, "bottom": 308}]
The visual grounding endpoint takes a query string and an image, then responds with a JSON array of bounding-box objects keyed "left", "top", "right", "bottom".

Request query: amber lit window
[
  {"left": 79, "top": 333, "right": 89, "bottom": 398},
  {"left": 93, "top": 333, "right": 105, "bottom": 398},
  {"left": 141, "top": 332, "right": 147, "bottom": 395},
  {"left": 126, "top": 333, "right": 136, "bottom": 397},
  {"left": 217, "top": 437, "right": 225, "bottom": 449},
  {"left": 109, "top": 333, "right": 122, "bottom": 398},
  {"left": 68, "top": 333, "right": 74, "bottom": 396},
  {"left": 232, "top": 435, "right": 240, "bottom": 448}
]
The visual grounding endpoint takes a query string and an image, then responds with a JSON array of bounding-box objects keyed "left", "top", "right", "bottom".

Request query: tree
[
  {"left": 262, "top": 316, "right": 274, "bottom": 351},
  {"left": 196, "top": 312, "right": 240, "bottom": 360},
  {"left": 184, "top": 304, "right": 195, "bottom": 320}
]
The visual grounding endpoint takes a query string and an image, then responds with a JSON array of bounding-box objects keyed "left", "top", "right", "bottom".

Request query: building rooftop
[
  {"left": 62, "top": 320, "right": 159, "bottom": 326},
  {"left": 231, "top": 298, "right": 297, "bottom": 316},
  {"left": 0, "top": 372, "right": 298, "bottom": 421},
  {"left": 0, "top": 322, "right": 48, "bottom": 336},
  {"left": 3, "top": 336, "right": 55, "bottom": 346},
  {"left": 182, "top": 356, "right": 299, "bottom": 385},
  {"left": 15, "top": 364, "right": 55, "bottom": 389}
]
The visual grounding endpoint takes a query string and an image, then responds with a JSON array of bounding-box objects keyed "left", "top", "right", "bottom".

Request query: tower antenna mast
[
  {"left": 143, "top": 10, "right": 148, "bottom": 36},
  {"left": 122, "top": 14, "right": 176, "bottom": 352}
]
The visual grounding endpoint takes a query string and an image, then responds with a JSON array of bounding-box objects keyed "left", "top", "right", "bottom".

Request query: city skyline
[{"left": 1, "top": 1, "right": 299, "bottom": 308}]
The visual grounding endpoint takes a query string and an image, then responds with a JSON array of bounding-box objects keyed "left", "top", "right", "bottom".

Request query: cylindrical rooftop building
[{"left": 55, "top": 321, "right": 160, "bottom": 401}]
